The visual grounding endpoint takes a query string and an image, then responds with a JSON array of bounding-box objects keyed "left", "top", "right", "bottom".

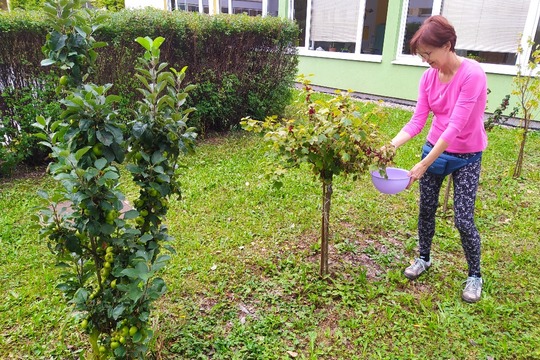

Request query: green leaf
[
  {"left": 41, "top": 59, "right": 56, "bottom": 66},
  {"left": 139, "top": 234, "right": 153, "bottom": 244},
  {"left": 70, "top": 287, "right": 89, "bottom": 306},
  {"left": 65, "top": 236, "right": 82, "bottom": 254},
  {"left": 135, "top": 36, "right": 152, "bottom": 51},
  {"left": 126, "top": 164, "right": 143, "bottom": 174},
  {"left": 105, "top": 95, "right": 121, "bottom": 104},
  {"left": 102, "top": 171, "right": 119, "bottom": 180},
  {"left": 151, "top": 255, "right": 171, "bottom": 272},
  {"left": 111, "top": 304, "right": 125, "bottom": 320},
  {"left": 153, "top": 37, "right": 166, "bottom": 50},
  {"left": 93, "top": 41, "right": 108, "bottom": 49},
  {"left": 123, "top": 210, "right": 139, "bottom": 220},
  {"left": 37, "top": 190, "right": 49, "bottom": 200},
  {"left": 147, "top": 277, "right": 167, "bottom": 300},
  {"left": 121, "top": 262, "right": 150, "bottom": 281},
  {"left": 100, "top": 223, "right": 115, "bottom": 235},
  {"left": 117, "top": 281, "right": 144, "bottom": 302},
  {"left": 75, "top": 146, "right": 92, "bottom": 161},
  {"left": 96, "top": 130, "right": 114, "bottom": 146},
  {"left": 95, "top": 158, "right": 107, "bottom": 170},
  {"left": 132, "top": 330, "right": 144, "bottom": 343},
  {"left": 151, "top": 152, "right": 166, "bottom": 165}
]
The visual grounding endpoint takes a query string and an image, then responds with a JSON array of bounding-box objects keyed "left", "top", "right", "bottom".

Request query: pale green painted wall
[{"left": 286, "top": 0, "right": 514, "bottom": 113}]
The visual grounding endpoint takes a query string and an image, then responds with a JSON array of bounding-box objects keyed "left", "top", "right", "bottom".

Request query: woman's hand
[{"left": 407, "top": 161, "right": 428, "bottom": 188}]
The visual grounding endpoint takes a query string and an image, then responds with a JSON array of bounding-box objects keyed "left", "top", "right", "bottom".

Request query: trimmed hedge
[{"left": 0, "top": 8, "right": 299, "bottom": 174}]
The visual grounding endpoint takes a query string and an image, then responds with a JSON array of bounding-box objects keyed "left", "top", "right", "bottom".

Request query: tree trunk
[
  {"left": 513, "top": 118, "right": 529, "bottom": 178},
  {"left": 442, "top": 175, "right": 453, "bottom": 214},
  {"left": 320, "top": 181, "right": 332, "bottom": 276}
]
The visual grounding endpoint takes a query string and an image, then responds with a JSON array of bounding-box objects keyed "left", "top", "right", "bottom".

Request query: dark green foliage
[
  {"left": 0, "top": 8, "right": 298, "bottom": 172},
  {"left": 0, "top": 72, "right": 61, "bottom": 175}
]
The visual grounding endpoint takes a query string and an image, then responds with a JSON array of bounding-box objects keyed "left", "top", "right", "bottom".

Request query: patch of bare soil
[
  {"left": 288, "top": 228, "right": 406, "bottom": 281},
  {"left": 0, "top": 164, "right": 48, "bottom": 185}
]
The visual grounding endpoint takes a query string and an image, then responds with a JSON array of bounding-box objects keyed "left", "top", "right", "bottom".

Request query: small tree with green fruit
[
  {"left": 32, "top": 1, "right": 196, "bottom": 358},
  {"left": 510, "top": 39, "right": 540, "bottom": 178},
  {"left": 484, "top": 40, "right": 539, "bottom": 178},
  {"left": 241, "top": 76, "right": 395, "bottom": 276}
]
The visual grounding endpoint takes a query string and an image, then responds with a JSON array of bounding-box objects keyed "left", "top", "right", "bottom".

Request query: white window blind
[
  {"left": 310, "top": 0, "right": 361, "bottom": 43},
  {"left": 443, "top": 0, "right": 531, "bottom": 53}
]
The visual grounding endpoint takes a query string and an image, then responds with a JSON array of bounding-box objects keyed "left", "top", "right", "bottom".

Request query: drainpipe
[{"left": 210, "top": 0, "right": 218, "bottom": 14}]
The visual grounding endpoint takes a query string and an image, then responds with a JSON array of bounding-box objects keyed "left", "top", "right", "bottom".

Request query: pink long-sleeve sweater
[{"left": 402, "top": 58, "right": 488, "bottom": 153}]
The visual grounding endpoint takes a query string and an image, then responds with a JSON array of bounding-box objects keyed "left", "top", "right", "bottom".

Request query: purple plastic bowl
[{"left": 370, "top": 167, "right": 410, "bottom": 194}]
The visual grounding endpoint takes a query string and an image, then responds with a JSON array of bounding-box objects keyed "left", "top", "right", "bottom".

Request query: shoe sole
[
  {"left": 403, "top": 266, "right": 430, "bottom": 280},
  {"left": 404, "top": 272, "right": 421, "bottom": 280},
  {"left": 461, "top": 294, "right": 481, "bottom": 303}
]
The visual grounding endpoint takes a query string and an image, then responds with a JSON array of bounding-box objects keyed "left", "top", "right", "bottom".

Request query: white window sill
[
  {"left": 297, "top": 48, "right": 383, "bottom": 63},
  {"left": 392, "top": 55, "right": 519, "bottom": 76}
]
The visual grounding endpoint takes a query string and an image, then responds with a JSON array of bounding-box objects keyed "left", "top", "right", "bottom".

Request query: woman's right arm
[
  {"left": 392, "top": 71, "right": 432, "bottom": 148},
  {"left": 390, "top": 130, "right": 412, "bottom": 148}
]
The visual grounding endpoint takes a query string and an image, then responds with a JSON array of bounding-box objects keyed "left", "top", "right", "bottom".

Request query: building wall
[
  {"left": 124, "top": 0, "right": 516, "bottom": 113},
  {"left": 291, "top": 0, "right": 514, "bottom": 113}
]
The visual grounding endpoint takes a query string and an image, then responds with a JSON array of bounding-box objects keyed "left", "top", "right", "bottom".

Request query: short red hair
[{"left": 410, "top": 15, "right": 457, "bottom": 54}]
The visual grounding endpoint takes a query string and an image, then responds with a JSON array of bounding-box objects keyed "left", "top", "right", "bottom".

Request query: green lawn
[{"left": 1, "top": 104, "right": 539, "bottom": 359}]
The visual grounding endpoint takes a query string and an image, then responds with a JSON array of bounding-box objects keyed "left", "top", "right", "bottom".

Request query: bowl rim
[{"left": 371, "top": 167, "right": 409, "bottom": 180}]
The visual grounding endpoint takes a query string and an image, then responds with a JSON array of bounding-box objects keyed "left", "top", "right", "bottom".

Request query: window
[
  {"left": 402, "top": 0, "right": 435, "bottom": 55},
  {"left": 213, "top": 0, "right": 279, "bottom": 16},
  {"left": 170, "top": 0, "right": 210, "bottom": 13},
  {"left": 292, "top": 0, "right": 389, "bottom": 56},
  {"left": 398, "top": 0, "right": 540, "bottom": 69}
]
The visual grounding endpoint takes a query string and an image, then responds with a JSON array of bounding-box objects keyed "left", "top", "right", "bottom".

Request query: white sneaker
[
  {"left": 462, "top": 276, "right": 483, "bottom": 303},
  {"left": 403, "top": 258, "right": 431, "bottom": 280}
]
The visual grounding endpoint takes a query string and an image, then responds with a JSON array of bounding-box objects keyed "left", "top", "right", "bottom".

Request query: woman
[{"left": 389, "top": 15, "right": 487, "bottom": 303}]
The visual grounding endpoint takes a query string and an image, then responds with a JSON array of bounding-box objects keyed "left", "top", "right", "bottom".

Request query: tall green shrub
[{"left": 33, "top": 1, "right": 196, "bottom": 358}]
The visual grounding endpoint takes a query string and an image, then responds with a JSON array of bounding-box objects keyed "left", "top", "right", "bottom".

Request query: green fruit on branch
[
  {"left": 59, "top": 75, "right": 69, "bottom": 86},
  {"left": 92, "top": 143, "right": 104, "bottom": 156},
  {"left": 129, "top": 326, "right": 138, "bottom": 337},
  {"left": 120, "top": 326, "right": 129, "bottom": 337}
]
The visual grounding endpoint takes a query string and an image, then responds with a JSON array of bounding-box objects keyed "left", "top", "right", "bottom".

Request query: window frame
[
  {"left": 219, "top": 0, "right": 274, "bottom": 16},
  {"left": 393, "top": 0, "right": 540, "bottom": 75},
  {"left": 170, "top": 0, "right": 278, "bottom": 16},
  {"left": 290, "top": 0, "right": 384, "bottom": 63},
  {"left": 169, "top": 0, "right": 211, "bottom": 13}
]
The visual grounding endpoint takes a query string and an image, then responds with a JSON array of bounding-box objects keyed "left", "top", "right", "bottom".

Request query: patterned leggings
[{"left": 418, "top": 148, "right": 483, "bottom": 278}]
